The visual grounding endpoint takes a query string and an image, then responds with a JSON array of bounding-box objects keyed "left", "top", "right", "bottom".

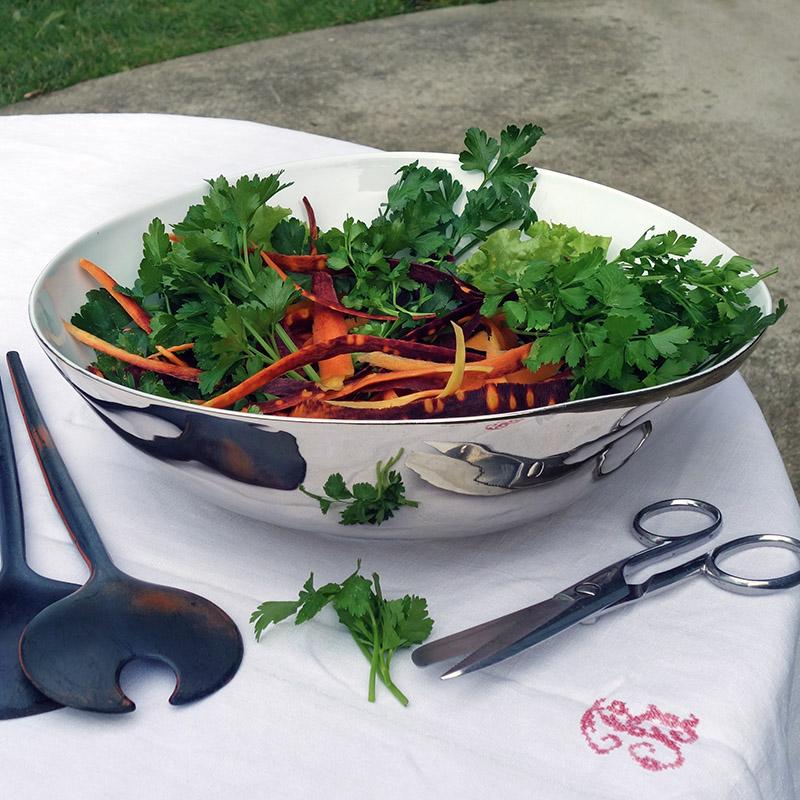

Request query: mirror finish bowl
[{"left": 29, "top": 154, "right": 770, "bottom": 538}]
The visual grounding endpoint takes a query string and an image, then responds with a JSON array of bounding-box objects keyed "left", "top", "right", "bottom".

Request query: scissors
[{"left": 412, "top": 498, "right": 800, "bottom": 679}]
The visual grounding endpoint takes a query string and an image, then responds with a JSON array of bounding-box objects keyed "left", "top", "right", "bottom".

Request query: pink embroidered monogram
[{"left": 580, "top": 698, "right": 700, "bottom": 771}]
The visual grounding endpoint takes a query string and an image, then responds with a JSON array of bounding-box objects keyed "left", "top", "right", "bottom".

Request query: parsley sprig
[
  {"left": 318, "top": 123, "right": 543, "bottom": 323},
  {"left": 461, "top": 224, "right": 786, "bottom": 398},
  {"left": 299, "top": 450, "right": 419, "bottom": 525},
  {"left": 251, "top": 562, "right": 434, "bottom": 705}
]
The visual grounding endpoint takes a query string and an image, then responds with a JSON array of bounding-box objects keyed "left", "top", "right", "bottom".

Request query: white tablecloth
[{"left": 1, "top": 114, "right": 798, "bottom": 800}]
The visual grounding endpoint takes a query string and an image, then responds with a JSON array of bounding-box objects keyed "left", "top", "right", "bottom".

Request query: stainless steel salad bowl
[{"left": 29, "top": 152, "right": 772, "bottom": 539}]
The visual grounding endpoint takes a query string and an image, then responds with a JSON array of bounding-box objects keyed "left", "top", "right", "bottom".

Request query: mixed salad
[{"left": 68, "top": 124, "right": 785, "bottom": 419}]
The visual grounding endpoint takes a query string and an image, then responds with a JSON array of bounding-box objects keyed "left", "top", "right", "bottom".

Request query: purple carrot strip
[{"left": 401, "top": 298, "right": 483, "bottom": 341}]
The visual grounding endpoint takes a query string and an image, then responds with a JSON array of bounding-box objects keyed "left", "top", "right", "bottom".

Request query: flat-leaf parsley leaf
[
  {"left": 251, "top": 562, "right": 434, "bottom": 705},
  {"left": 299, "top": 449, "right": 419, "bottom": 525}
]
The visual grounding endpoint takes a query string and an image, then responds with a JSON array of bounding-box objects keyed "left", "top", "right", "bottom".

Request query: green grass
[{"left": 1, "top": 0, "right": 485, "bottom": 107}]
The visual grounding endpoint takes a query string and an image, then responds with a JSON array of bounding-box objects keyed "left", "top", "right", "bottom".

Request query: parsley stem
[
  {"left": 243, "top": 321, "right": 280, "bottom": 361},
  {"left": 365, "top": 607, "right": 382, "bottom": 703},
  {"left": 243, "top": 324, "right": 306, "bottom": 383},
  {"left": 369, "top": 637, "right": 379, "bottom": 703},
  {"left": 240, "top": 230, "right": 256, "bottom": 284},
  {"left": 224, "top": 270, "right": 252, "bottom": 298},
  {"left": 275, "top": 322, "right": 320, "bottom": 381},
  {"left": 379, "top": 653, "right": 409, "bottom": 707},
  {"left": 349, "top": 631, "right": 393, "bottom": 694},
  {"left": 453, "top": 219, "right": 516, "bottom": 261}
]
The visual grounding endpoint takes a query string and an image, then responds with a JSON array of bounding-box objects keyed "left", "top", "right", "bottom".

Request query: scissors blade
[
  {"left": 412, "top": 598, "right": 565, "bottom": 667},
  {"left": 440, "top": 585, "right": 628, "bottom": 680}
]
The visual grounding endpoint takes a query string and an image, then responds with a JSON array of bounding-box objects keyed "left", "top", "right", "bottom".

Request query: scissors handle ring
[
  {"left": 704, "top": 534, "right": 800, "bottom": 594},
  {"left": 633, "top": 498, "right": 722, "bottom": 547}
]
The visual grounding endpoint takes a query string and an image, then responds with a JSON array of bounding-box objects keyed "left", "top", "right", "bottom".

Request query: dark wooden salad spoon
[
  {"left": 0, "top": 372, "right": 78, "bottom": 719},
  {"left": 7, "top": 352, "right": 244, "bottom": 714}
]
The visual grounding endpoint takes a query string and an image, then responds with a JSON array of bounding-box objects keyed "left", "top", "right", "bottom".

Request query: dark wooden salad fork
[
  {"left": 7, "top": 352, "right": 243, "bottom": 714},
  {"left": 0, "top": 372, "right": 78, "bottom": 719}
]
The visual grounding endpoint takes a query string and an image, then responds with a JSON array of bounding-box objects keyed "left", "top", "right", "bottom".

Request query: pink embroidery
[{"left": 580, "top": 698, "right": 699, "bottom": 772}]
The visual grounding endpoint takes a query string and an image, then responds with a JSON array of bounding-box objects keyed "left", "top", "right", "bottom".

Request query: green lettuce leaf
[{"left": 458, "top": 220, "right": 612, "bottom": 291}]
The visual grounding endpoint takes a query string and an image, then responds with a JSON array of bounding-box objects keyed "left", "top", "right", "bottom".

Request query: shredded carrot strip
[
  {"left": 155, "top": 345, "right": 190, "bottom": 368},
  {"left": 488, "top": 314, "right": 518, "bottom": 349},
  {"left": 324, "top": 389, "right": 440, "bottom": 410},
  {"left": 465, "top": 329, "right": 502, "bottom": 355},
  {"left": 284, "top": 301, "right": 313, "bottom": 327},
  {"left": 65, "top": 322, "right": 200, "bottom": 382},
  {"left": 303, "top": 196, "right": 318, "bottom": 256},
  {"left": 203, "top": 334, "right": 466, "bottom": 409},
  {"left": 312, "top": 274, "right": 356, "bottom": 390},
  {"left": 330, "top": 363, "right": 491, "bottom": 398},
  {"left": 147, "top": 343, "right": 194, "bottom": 361},
  {"left": 437, "top": 323, "right": 466, "bottom": 398},
  {"left": 263, "top": 252, "right": 329, "bottom": 272},
  {"left": 357, "top": 352, "right": 446, "bottom": 372},
  {"left": 476, "top": 343, "right": 533, "bottom": 377},
  {"left": 78, "top": 258, "right": 152, "bottom": 333},
  {"left": 261, "top": 251, "right": 397, "bottom": 321},
  {"left": 502, "top": 364, "right": 562, "bottom": 383}
]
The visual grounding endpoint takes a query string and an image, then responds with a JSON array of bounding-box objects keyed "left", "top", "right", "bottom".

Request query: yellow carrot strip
[
  {"left": 437, "top": 323, "right": 466, "bottom": 398},
  {"left": 78, "top": 258, "right": 152, "bottom": 333},
  {"left": 327, "top": 363, "right": 491, "bottom": 398},
  {"left": 358, "top": 353, "right": 449, "bottom": 371},
  {"left": 64, "top": 322, "right": 200, "bottom": 382},
  {"left": 325, "top": 389, "right": 440, "bottom": 410}
]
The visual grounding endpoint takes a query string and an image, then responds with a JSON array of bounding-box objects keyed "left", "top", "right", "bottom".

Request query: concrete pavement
[{"left": 4, "top": 0, "right": 798, "bottom": 488}]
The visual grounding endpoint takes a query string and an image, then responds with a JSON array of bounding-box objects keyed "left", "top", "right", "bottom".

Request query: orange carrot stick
[
  {"left": 78, "top": 258, "right": 152, "bottom": 333},
  {"left": 65, "top": 322, "right": 200, "bottom": 382},
  {"left": 474, "top": 343, "right": 533, "bottom": 377},
  {"left": 155, "top": 344, "right": 190, "bottom": 368},
  {"left": 487, "top": 314, "right": 519, "bottom": 349},
  {"left": 501, "top": 364, "right": 562, "bottom": 384},
  {"left": 147, "top": 343, "right": 194, "bottom": 360},
  {"left": 284, "top": 301, "right": 314, "bottom": 327},
  {"left": 312, "top": 275, "right": 355, "bottom": 391}
]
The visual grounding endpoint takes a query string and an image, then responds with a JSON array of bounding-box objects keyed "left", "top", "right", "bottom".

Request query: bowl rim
[{"left": 29, "top": 150, "right": 771, "bottom": 427}]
